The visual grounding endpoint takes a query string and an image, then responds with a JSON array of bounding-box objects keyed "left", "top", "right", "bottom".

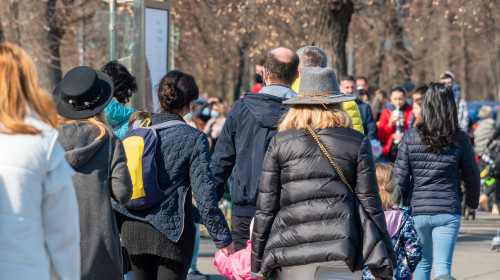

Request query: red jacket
[{"left": 377, "top": 105, "right": 413, "bottom": 156}]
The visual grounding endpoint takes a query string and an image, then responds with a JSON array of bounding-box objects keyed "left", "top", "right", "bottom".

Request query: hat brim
[
  {"left": 53, "top": 71, "right": 114, "bottom": 120},
  {"left": 283, "top": 93, "right": 357, "bottom": 105}
]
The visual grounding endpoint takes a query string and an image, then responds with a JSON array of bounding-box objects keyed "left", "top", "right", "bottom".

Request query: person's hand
[
  {"left": 393, "top": 133, "right": 403, "bottom": 143},
  {"left": 207, "top": 97, "right": 219, "bottom": 104},
  {"left": 220, "top": 243, "right": 235, "bottom": 255}
]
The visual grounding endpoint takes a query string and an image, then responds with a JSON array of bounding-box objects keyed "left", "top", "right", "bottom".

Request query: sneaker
[
  {"left": 187, "top": 270, "right": 209, "bottom": 280},
  {"left": 479, "top": 194, "right": 490, "bottom": 212}
]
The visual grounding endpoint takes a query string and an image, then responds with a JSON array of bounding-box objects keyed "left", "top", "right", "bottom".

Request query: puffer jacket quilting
[
  {"left": 395, "top": 128, "right": 480, "bottom": 215},
  {"left": 251, "top": 127, "right": 395, "bottom": 278}
]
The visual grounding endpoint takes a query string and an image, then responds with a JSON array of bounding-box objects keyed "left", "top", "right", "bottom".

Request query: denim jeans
[
  {"left": 413, "top": 214, "right": 461, "bottom": 280},
  {"left": 188, "top": 223, "right": 200, "bottom": 273}
]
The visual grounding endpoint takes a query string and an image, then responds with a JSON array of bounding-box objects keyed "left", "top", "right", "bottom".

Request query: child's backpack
[{"left": 122, "top": 118, "right": 187, "bottom": 210}]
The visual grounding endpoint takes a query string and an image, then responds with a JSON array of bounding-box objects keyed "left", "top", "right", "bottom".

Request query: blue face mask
[
  {"left": 210, "top": 110, "right": 220, "bottom": 119},
  {"left": 185, "top": 112, "right": 193, "bottom": 119},
  {"left": 202, "top": 107, "right": 210, "bottom": 116},
  {"left": 406, "top": 98, "right": 413, "bottom": 105}
]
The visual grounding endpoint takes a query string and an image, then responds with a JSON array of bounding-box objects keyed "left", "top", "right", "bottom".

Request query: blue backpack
[{"left": 122, "top": 118, "right": 187, "bottom": 210}]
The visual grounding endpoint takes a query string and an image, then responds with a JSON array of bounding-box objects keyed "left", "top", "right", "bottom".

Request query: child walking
[
  {"left": 363, "top": 163, "right": 422, "bottom": 280},
  {"left": 214, "top": 219, "right": 258, "bottom": 280}
]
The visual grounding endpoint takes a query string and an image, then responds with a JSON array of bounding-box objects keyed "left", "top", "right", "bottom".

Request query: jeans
[
  {"left": 413, "top": 214, "right": 461, "bottom": 280},
  {"left": 188, "top": 222, "right": 200, "bottom": 273}
]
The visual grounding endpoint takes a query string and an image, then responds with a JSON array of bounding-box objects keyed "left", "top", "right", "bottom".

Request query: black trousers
[
  {"left": 231, "top": 215, "right": 253, "bottom": 251},
  {"left": 130, "top": 254, "right": 189, "bottom": 280}
]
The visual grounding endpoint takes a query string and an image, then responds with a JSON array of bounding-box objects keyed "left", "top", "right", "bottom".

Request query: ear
[{"left": 263, "top": 68, "right": 269, "bottom": 80}]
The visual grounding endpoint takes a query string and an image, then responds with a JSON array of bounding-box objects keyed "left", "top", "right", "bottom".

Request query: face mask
[
  {"left": 202, "top": 107, "right": 210, "bottom": 116},
  {"left": 406, "top": 98, "right": 413, "bottom": 105},
  {"left": 185, "top": 112, "right": 193, "bottom": 119},
  {"left": 210, "top": 110, "right": 219, "bottom": 119}
]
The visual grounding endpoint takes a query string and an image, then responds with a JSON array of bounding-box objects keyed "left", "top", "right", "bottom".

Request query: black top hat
[{"left": 53, "top": 66, "right": 114, "bottom": 119}]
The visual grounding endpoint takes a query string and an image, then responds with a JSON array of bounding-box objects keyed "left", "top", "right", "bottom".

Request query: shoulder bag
[{"left": 306, "top": 125, "right": 394, "bottom": 279}]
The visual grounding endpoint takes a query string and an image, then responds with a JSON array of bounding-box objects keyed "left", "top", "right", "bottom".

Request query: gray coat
[
  {"left": 58, "top": 122, "right": 132, "bottom": 280},
  {"left": 474, "top": 118, "right": 496, "bottom": 157}
]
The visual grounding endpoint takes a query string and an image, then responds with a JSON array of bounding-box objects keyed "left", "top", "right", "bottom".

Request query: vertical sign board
[{"left": 144, "top": 2, "right": 169, "bottom": 112}]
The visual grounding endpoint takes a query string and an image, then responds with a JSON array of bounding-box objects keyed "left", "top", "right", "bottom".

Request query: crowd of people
[{"left": 0, "top": 40, "right": 483, "bottom": 280}]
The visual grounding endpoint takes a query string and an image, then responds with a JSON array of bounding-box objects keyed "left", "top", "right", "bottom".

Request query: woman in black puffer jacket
[
  {"left": 395, "top": 83, "right": 480, "bottom": 280},
  {"left": 251, "top": 67, "right": 395, "bottom": 280}
]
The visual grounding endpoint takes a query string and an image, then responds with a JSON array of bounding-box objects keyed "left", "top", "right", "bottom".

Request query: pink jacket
[{"left": 214, "top": 240, "right": 258, "bottom": 280}]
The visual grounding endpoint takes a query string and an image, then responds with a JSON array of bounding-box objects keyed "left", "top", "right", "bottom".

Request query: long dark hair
[{"left": 417, "top": 83, "right": 460, "bottom": 154}]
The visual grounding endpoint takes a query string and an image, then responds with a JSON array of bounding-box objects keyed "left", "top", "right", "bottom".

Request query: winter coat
[
  {"left": 204, "top": 117, "right": 226, "bottom": 141},
  {"left": 113, "top": 112, "right": 232, "bottom": 249},
  {"left": 104, "top": 100, "right": 136, "bottom": 139},
  {"left": 292, "top": 77, "right": 364, "bottom": 134},
  {"left": 211, "top": 92, "right": 291, "bottom": 216},
  {"left": 473, "top": 118, "right": 496, "bottom": 157},
  {"left": 395, "top": 128, "right": 480, "bottom": 215},
  {"left": 251, "top": 127, "right": 396, "bottom": 279},
  {"left": 0, "top": 116, "right": 80, "bottom": 280},
  {"left": 362, "top": 207, "right": 422, "bottom": 280},
  {"left": 377, "top": 105, "right": 413, "bottom": 156},
  {"left": 214, "top": 240, "right": 257, "bottom": 280},
  {"left": 356, "top": 99, "right": 378, "bottom": 140},
  {"left": 57, "top": 122, "right": 133, "bottom": 280}
]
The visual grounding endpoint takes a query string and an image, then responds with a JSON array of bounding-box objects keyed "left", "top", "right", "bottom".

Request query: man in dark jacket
[
  {"left": 339, "top": 75, "right": 377, "bottom": 140},
  {"left": 211, "top": 47, "right": 299, "bottom": 250}
]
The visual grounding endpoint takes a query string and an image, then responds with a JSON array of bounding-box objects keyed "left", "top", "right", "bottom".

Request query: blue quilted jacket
[
  {"left": 394, "top": 128, "right": 480, "bottom": 215},
  {"left": 113, "top": 112, "right": 232, "bottom": 248}
]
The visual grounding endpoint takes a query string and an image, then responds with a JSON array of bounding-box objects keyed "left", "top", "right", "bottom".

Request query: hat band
[
  {"left": 62, "top": 85, "right": 104, "bottom": 111},
  {"left": 296, "top": 91, "right": 343, "bottom": 109}
]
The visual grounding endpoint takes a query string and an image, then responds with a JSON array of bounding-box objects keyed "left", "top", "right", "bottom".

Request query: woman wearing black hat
[
  {"left": 251, "top": 67, "right": 395, "bottom": 280},
  {"left": 113, "top": 70, "right": 234, "bottom": 280},
  {"left": 53, "top": 66, "right": 133, "bottom": 280}
]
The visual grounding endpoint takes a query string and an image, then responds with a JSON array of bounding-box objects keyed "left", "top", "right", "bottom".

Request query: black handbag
[{"left": 306, "top": 125, "right": 395, "bottom": 279}]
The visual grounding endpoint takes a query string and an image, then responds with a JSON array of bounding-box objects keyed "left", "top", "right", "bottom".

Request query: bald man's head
[{"left": 263, "top": 47, "right": 299, "bottom": 86}]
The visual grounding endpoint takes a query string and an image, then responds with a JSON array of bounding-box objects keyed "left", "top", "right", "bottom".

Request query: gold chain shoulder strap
[{"left": 306, "top": 125, "right": 354, "bottom": 193}]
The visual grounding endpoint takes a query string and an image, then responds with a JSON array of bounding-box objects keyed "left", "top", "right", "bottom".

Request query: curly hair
[
  {"left": 417, "top": 83, "right": 460, "bottom": 154},
  {"left": 100, "top": 60, "right": 137, "bottom": 104},
  {"left": 158, "top": 70, "right": 199, "bottom": 112}
]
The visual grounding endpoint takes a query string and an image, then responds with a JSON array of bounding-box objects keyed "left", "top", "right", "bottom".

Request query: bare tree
[{"left": 313, "top": 0, "right": 354, "bottom": 77}]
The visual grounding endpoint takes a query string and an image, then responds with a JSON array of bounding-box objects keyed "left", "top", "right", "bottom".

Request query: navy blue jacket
[
  {"left": 395, "top": 128, "right": 480, "bottom": 215},
  {"left": 355, "top": 99, "right": 377, "bottom": 140},
  {"left": 113, "top": 112, "right": 232, "bottom": 248},
  {"left": 211, "top": 92, "right": 290, "bottom": 216}
]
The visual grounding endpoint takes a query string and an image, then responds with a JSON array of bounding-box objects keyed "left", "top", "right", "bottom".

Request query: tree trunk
[
  {"left": 313, "top": 0, "right": 354, "bottom": 77},
  {"left": 0, "top": 1, "right": 64, "bottom": 91},
  {"left": 0, "top": 0, "right": 21, "bottom": 43},
  {"left": 42, "top": 0, "right": 64, "bottom": 90}
]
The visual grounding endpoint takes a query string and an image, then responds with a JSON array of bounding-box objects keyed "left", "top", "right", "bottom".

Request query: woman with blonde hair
[
  {"left": 0, "top": 43, "right": 80, "bottom": 279},
  {"left": 53, "top": 66, "right": 133, "bottom": 280},
  {"left": 251, "top": 67, "right": 395, "bottom": 280}
]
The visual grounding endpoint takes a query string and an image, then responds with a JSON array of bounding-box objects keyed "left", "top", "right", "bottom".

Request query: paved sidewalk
[{"left": 196, "top": 211, "right": 500, "bottom": 280}]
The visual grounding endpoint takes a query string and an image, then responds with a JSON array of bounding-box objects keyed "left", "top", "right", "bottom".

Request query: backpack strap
[{"left": 149, "top": 120, "right": 187, "bottom": 131}]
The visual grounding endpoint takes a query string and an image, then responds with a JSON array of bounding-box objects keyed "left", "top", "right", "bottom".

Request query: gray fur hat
[{"left": 283, "top": 67, "right": 356, "bottom": 106}]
